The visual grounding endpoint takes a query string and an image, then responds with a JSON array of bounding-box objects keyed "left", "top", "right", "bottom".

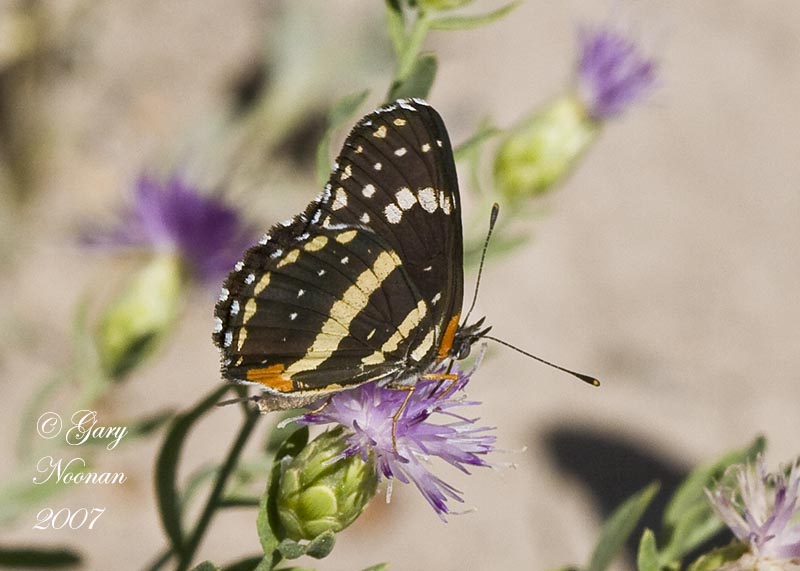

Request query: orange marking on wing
[
  {"left": 246, "top": 364, "right": 293, "bottom": 392},
  {"left": 437, "top": 313, "right": 460, "bottom": 359}
]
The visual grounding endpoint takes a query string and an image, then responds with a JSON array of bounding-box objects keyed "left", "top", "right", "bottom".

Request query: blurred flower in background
[
  {"left": 494, "top": 23, "right": 658, "bottom": 202},
  {"left": 295, "top": 359, "right": 496, "bottom": 520},
  {"left": 88, "top": 175, "right": 256, "bottom": 379},
  {"left": 705, "top": 455, "right": 800, "bottom": 571},
  {"left": 87, "top": 175, "right": 256, "bottom": 284}
]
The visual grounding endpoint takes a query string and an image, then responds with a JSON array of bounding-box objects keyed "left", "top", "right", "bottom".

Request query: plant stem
[{"left": 175, "top": 408, "right": 260, "bottom": 571}]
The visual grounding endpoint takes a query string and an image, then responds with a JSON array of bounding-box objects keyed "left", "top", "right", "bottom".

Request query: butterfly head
[{"left": 451, "top": 317, "right": 492, "bottom": 361}]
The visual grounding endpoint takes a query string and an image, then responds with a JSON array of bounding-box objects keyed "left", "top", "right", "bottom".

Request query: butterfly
[{"left": 213, "top": 98, "right": 494, "bottom": 412}]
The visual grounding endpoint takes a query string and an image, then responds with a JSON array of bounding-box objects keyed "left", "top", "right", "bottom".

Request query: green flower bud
[
  {"left": 493, "top": 93, "right": 599, "bottom": 202},
  {"left": 96, "top": 253, "right": 184, "bottom": 380},
  {"left": 277, "top": 427, "right": 378, "bottom": 541}
]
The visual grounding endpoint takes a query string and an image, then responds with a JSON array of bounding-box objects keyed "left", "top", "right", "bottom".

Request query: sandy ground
[{"left": 1, "top": 1, "right": 799, "bottom": 570}]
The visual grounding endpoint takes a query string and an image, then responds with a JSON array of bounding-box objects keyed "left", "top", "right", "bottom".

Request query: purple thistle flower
[
  {"left": 86, "top": 175, "right": 256, "bottom": 283},
  {"left": 706, "top": 455, "right": 800, "bottom": 563},
  {"left": 298, "top": 359, "right": 496, "bottom": 519},
  {"left": 576, "top": 24, "right": 657, "bottom": 120}
]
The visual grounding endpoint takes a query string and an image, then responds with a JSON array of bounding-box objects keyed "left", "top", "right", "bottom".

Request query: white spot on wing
[
  {"left": 398, "top": 100, "right": 417, "bottom": 111},
  {"left": 432, "top": 292, "right": 442, "bottom": 305},
  {"left": 318, "top": 269, "right": 326, "bottom": 276},
  {"left": 384, "top": 203, "right": 403, "bottom": 224},
  {"left": 230, "top": 300, "right": 240, "bottom": 315},
  {"left": 270, "top": 248, "right": 284, "bottom": 259},
  {"left": 373, "top": 162, "right": 382, "bottom": 171},
  {"left": 333, "top": 187, "right": 348, "bottom": 210},
  {"left": 394, "top": 147, "right": 407, "bottom": 157},
  {"left": 421, "top": 143, "right": 431, "bottom": 153},
  {"left": 245, "top": 273, "right": 255, "bottom": 285},
  {"left": 259, "top": 234, "right": 271, "bottom": 245},
  {"left": 340, "top": 256, "right": 349, "bottom": 264},
  {"left": 213, "top": 317, "right": 223, "bottom": 333},
  {"left": 395, "top": 187, "right": 416, "bottom": 210},
  {"left": 418, "top": 187, "right": 438, "bottom": 213},
  {"left": 290, "top": 312, "right": 297, "bottom": 320},
  {"left": 219, "top": 288, "right": 229, "bottom": 302},
  {"left": 360, "top": 212, "right": 370, "bottom": 223},
  {"left": 297, "top": 289, "right": 305, "bottom": 298},
  {"left": 234, "top": 261, "right": 244, "bottom": 271},
  {"left": 224, "top": 331, "right": 233, "bottom": 347},
  {"left": 362, "top": 184, "right": 376, "bottom": 197},
  {"left": 440, "top": 191, "right": 452, "bottom": 215}
]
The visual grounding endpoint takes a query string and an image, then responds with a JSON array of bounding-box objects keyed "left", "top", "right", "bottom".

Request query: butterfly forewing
[{"left": 214, "top": 99, "right": 463, "bottom": 404}]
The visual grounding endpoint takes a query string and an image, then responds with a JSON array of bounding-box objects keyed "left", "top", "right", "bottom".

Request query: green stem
[
  {"left": 175, "top": 408, "right": 260, "bottom": 571},
  {"left": 395, "top": 10, "right": 432, "bottom": 83}
]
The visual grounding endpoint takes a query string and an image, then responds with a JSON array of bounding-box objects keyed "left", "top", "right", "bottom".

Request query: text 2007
[{"left": 33, "top": 507, "right": 106, "bottom": 530}]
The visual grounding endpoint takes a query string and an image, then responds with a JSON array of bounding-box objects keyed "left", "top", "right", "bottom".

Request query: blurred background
[{"left": 1, "top": 1, "right": 799, "bottom": 569}]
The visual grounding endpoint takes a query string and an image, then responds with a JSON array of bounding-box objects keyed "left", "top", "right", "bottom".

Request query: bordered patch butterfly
[{"left": 213, "top": 98, "right": 597, "bottom": 413}]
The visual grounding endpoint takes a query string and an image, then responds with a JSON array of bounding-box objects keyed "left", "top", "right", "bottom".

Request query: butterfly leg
[
  {"left": 421, "top": 372, "right": 459, "bottom": 400},
  {"left": 306, "top": 396, "right": 333, "bottom": 416},
  {"left": 391, "top": 385, "right": 416, "bottom": 450}
]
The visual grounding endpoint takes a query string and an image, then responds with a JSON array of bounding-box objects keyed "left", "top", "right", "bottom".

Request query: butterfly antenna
[
  {"left": 463, "top": 203, "right": 500, "bottom": 326},
  {"left": 484, "top": 335, "right": 600, "bottom": 387}
]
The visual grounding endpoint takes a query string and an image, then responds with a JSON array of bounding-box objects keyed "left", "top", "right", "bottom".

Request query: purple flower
[
  {"left": 576, "top": 24, "right": 657, "bottom": 120},
  {"left": 298, "top": 359, "right": 496, "bottom": 519},
  {"left": 706, "top": 455, "right": 800, "bottom": 562},
  {"left": 87, "top": 175, "right": 256, "bottom": 283}
]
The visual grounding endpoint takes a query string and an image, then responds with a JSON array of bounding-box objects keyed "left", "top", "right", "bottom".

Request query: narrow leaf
[
  {"left": 0, "top": 547, "right": 82, "bottom": 568},
  {"left": 191, "top": 562, "right": 220, "bottom": 571},
  {"left": 361, "top": 565, "right": 389, "bottom": 571},
  {"left": 388, "top": 53, "right": 437, "bottom": 101},
  {"left": 430, "top": 1, "right": 521, "bottom": 31},
  {"left": 222, "top": 555, "right": 263, "bottom": 571},
  {"left": 156, "top": 385, "right": 229, "bottom": 557},
  {"left": 637, "top": 529, "right": 659, "bottom": 571},
  {"left": 588, "top": 481, "right": 660, "bottom": 571},
  {"left": 315, "top": 90, "right": 370, "bottom": 185}
]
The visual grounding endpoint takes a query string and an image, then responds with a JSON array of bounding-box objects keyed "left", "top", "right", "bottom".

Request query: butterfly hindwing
[{"left": 216, "top": 222, "right": 438, "bottom": 393}]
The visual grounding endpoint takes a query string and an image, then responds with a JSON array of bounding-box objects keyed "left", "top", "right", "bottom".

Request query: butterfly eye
[{"left": 454, "top": 341, "right": 472, "bottom": 361}]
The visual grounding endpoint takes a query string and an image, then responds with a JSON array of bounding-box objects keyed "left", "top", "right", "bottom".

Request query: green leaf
[
  {"left": 191, "top": 562, "right": 221, "bottom": 571},
  {"left": 660, "top": 504, "right": 723, "bottom": 567},
  {"left": 0, "top": 546, "right": 82, "bottom": 567},
  {"left": 222, "top": 555, "right": 263, "bottom": 571},
  {"left": 388, "top": 53, "right": 437, "bottom": 101},
  {"left": 254, "top": 557, "right": 275, "bottom": 571},
  {"left": 663, "top": 436, "right": 765, "bottom": 528},
  {"left": 430, "top": 1, "right": 521, "bottom": 30},
  {"left": 315, "top": 90, "right": 370, "bottom": 185},
  {"left": 305, "top": 531, "right": 336, "bottom": 559},
  {"left": 588, "top": 481, "right": 660, "bottom": 571},
  {"left": 156, "top": 385, "right": 229, "bottom": 557},
  {"left": 258, "top": 427, "right": 309, "bottom": 557},
  {"left": 637, "top": 529, "right": 659, "bottom": 571},
  {"left": 361, "top": 564, "right": 390, "bottom": 571}
]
